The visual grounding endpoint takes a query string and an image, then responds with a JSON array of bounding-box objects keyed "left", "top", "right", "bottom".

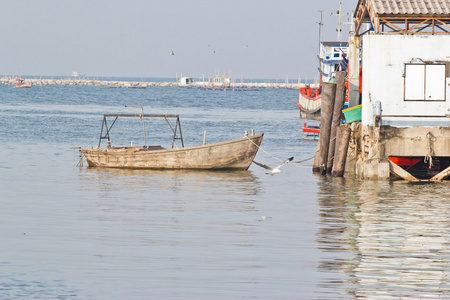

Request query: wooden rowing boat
[
  {"left": 78, "top": 112, "right": 263, "bottom": 170},
  {"left": 80, "top": 134, "right": 263, "bottom": 170}
]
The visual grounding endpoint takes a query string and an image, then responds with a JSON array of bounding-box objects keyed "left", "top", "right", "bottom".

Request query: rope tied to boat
[
  {"left": 424, "top": 131, "right": 436, "bottom": 168},
  {"left": 75, "top": 149, "right": 86, "bottom": 167},
  {"left": 245, "top": 136, "right": 314, "bottom": 168},
  {"left": 295, "top": 155, "right": 316, "bottom": 164},
  {"left": 245, "top": 135, "right": 283, "bottom": 162}
]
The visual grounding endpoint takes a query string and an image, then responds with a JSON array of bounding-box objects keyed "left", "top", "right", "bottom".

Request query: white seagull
[
  {"left": 252, "top": 157, "right": 294, "bottom": 175},
  {"left": 121, "top": 30, "right": 133, "bottom": 37}
]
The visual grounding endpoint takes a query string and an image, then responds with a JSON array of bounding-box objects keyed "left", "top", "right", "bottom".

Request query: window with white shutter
[{"left": 404, "top": 63, "right": 446, "bottom": 101}]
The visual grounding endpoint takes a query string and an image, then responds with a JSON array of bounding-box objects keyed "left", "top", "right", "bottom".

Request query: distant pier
[{"left": 0, "top": 76, "right": 308, "bottom": 89}]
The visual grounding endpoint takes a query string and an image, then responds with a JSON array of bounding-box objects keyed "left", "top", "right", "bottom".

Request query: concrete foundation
[{"left": 347, "top": 122, "right": 450, "bottom": 180}]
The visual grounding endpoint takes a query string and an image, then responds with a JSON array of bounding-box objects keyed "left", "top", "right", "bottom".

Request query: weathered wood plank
[
  {"left": 389, "top": 160, "right": 418, "bottom": 182},
  {"left": 431, "top": 166, "right": 450, "bottom": 182},
  {"left": 332, "top": 125, "right": 351, "bottom": 177},
  {"left": 316, "top": 82, "right": 336, "bottom": 175},
  {"left": 327, "top": 71, "right": 347, "bottom": 173}
]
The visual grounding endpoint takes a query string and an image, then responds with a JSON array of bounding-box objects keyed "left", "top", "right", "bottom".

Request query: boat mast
[
  {"left": 335, "top": 2, "right": 343, "bottom": 43},
  {"left": 331, "top": 2, "right": 352, "bottom": 46},
  {"left": 317, "top": 10, "right": 324, "bottom": 78}
]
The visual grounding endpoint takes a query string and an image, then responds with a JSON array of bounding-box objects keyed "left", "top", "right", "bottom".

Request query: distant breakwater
[{"left": 0, "top": 76, "right": 307, "bottom": 89}]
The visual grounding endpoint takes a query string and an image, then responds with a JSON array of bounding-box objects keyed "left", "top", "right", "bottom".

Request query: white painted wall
[
  {"left": 361, "top": 34, "right": 450, "bottom": 127},
  {"left": 348, "top": 36, "right": 361, "bottom": 108}
]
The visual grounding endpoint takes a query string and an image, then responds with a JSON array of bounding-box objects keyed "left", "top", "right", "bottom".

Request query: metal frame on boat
[
  {"left": 97, "top": 113, "right": 184, "bottom": 149},
  {"left": 78, "top": 113, "right": 263, "bottom": 170}
]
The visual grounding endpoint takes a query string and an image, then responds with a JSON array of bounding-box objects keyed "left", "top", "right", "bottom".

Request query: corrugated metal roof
[{"left": 370, "top": 0, "right": 450, "bottom": 15}]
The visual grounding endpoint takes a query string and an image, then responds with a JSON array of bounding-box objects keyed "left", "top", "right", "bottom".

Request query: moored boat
[
  {"left": 298, "top": 123, "right": 320, "bottom": 140},
  {"left": 78, "top": 112, "right": 263, "bottom": 170},
  {"left": 15, "top": 78, "right": 32, "bottom": 88},
  {"left": 297, "top": 5, "right": 351, "bottom": 119},
  {"left": 297, "top": 86, "right": 322, "bottom": 119},
  {"left": 297, "top": 41, "right": 349, "bottom": 119}
]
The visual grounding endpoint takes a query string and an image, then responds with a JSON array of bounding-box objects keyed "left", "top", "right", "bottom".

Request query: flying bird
[
  {"left": 252, "top": 157, "right": 294, "bottom": 175},
  {"left": 208, "top": 44, "right": 218, "bottom": 54},
  {"left": 121, "top": 31, "right": 133, "bottom": 36},
  {"left": 170, "top": 51, "right": 175, "bottom": 56},
  {"left": 121, "top": 25, "right": 135, "bottom": 37}
]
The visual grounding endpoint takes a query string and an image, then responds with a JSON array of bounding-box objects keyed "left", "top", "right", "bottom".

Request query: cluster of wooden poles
[{"left": 313, "top": 71, "right": 352, "bottom": 177}]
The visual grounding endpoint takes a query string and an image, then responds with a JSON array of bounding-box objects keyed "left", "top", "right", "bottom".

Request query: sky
[{"left": 0, "top": 0, "right": 355, "bottom": 80}]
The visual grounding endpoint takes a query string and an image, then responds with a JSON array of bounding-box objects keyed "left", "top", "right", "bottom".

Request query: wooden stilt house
[{"left": 346, "top": 0, "right": 450, "bottom": 181}]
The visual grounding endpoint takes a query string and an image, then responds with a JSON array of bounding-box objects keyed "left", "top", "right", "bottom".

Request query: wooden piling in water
[
  {"left": 316, "top": 82, "right": 336, "bottom": 175},
  {"left": 332, "top": 125, "right": 351, "bottom": 177},
  {"left": 326, "top": 71, "right": 347, "bottom": 173},
  {"left": 312, "top": 145, "right": 321, "bottom": 173}
]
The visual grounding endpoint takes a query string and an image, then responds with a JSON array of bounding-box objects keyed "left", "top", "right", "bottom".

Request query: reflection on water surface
[
  {"left": 317, "top": 177, "right": 450, "bottom": 298},
  {"left": 79, "top": 167, "right": 261, "bottom": 196},
  {"left": 2, "top": 84, "right": 450, "bottom": 299}
]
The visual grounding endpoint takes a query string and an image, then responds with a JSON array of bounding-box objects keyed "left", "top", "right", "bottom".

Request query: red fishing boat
[
  {"left": 297, "top": 6, "right": 351, "bottom": 119},
  {"left": 15, "top": 78, "right": 32, "bottom": 88},
  {"left": 297, "top": 83, "right": 322, "bottom": 119},
  {"left": 297, "top": 41, "right": 349, "bottom": 119},
  {"left": 300, "top": 123, "right": 320, "bottom": 140}
]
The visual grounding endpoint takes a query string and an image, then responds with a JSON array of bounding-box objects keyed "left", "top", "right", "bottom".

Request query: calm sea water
[{"left": 1, "top": 84, "right": 450, "bottom": 299}]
